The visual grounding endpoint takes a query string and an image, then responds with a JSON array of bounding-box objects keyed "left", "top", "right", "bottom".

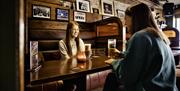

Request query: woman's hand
[
  {"left": 105, "top": 59, "right": 116, "bottom": 64},
  {"left": 113, "top": 48, "right": 121, "bottom": 54},
  {"left": 109, "top": 48, "right": 122, "bottom": 58}
]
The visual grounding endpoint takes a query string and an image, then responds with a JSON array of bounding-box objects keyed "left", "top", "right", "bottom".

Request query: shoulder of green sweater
[{"left": 112, "top": 59, "right": 124, "bottom": 70}]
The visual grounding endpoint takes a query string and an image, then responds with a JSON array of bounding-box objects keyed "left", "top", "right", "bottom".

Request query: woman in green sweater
[{"left": 103, "top": 3, "right": 178, "bottom": 91}]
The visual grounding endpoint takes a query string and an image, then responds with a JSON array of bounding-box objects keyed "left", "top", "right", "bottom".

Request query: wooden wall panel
[
  {"left": 69, "top": 10, "right": 74, "bottom": 21},
  {"left": 97, "top": 24, "right": 119, "bottom": 36},
  {"left": 27, "top": 0, "right": 104, "bottom": 33},
  {"left": 29, "top": 20, "right": 68, "bottom": 30},
  {"left": 35, "top": 0, "right": 62, "bottom": 5},
  {"left": 86, "top": 13, "right": 102, "bottom": 23}
]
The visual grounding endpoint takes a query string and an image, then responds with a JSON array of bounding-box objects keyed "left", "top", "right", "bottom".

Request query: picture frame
[
  {"left": 32, "top": 5, "right": 51, "bottom": 19},
  {"left": 90, "top": 0, "right": 101, "bottom": 13},
  {"left": 92, "top": 8, "right": 99, "bottom": 14},
  {"left": 102, "top": 15, "right": 111, "bottom": 19},
  {"left": 56, "top": 8, "right": 69, "bottom": 21},
  {"left": 101, "top": 0, "right": 114, "bottom": 16},
  {"left": 76, "top": 0, "right": 90, "bottom": 12},
  {"left": 116, "top": 9, "right": 125, "bottom": 19},
  {"left": 74, "top": 11, "right": 86, "bottom": 22},
  {"left": 113, "top": 1, "right": 130, "bottom": 15}
]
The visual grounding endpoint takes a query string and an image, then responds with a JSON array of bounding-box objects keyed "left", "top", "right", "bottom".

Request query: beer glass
[
  {"left": 108, "top": 39, "right": 116, "bottom": 58},
  {"left": 85, "top": 44, "right": 92, "bottom": 59}
]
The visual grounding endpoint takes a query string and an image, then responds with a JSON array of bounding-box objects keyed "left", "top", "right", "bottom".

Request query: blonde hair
[{"left": 66, "top": 21, "right": 81, "bottom": 55}]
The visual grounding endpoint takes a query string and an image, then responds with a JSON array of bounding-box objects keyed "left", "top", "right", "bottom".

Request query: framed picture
[
  {"left": 32, "top": 5, "right": 51, "bottom": 19},
  {"left": 76, "top": 0, "right": 90, "bottom": 12},
  {"left": 102, "top": 15, "right": 111, "bottom": 19},
  {"left": 90, "top": 0, "right": 101, "bottom": 13},
  {"left": 113, "top": 1, "right": 130, "bottom": 14},
  {"left": 92, "top": 8, "right": 99, "bottom": 14},
  {"left": 74, "top": 11, "right": 86, "bottom": 22},
  {"left": 116, "top": 9, "right": 125, "bottom": 25},
  {"left": 116, "top": 9, "right": 125, "bottom": 18},
  {"left": 101, "top": 0, "right": 114, "bottom": 16},
  {"left": 56, "top": 8, "right": 69, "bottom": 21},
  {"left": 63, "top": 1, "right": 72, "bottom": 8}
]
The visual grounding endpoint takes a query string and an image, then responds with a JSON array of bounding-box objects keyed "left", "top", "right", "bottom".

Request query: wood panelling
[
  {"left": 34, "top": 0, "right": 62, "bottom": 5},
  {"left": 27, "top": 0, "right": 102, "bottom": 22},
  {"left": 26, "top": 0, "right": 123, "bottom": 54},
  {"left": 97, "top": 24, "right": 119, "bottom": 37},
  {"left": 78, "top": 22, "right": 95, "bottom": 31},
  {"left": 86, "top": 13, "right": 102, "bottom": 23},
  {"left": 29, "top": 19, "right": 68, "bottom": 30},
  {"left": 27, "top": 0, "right": 101, "bottom": 32}
]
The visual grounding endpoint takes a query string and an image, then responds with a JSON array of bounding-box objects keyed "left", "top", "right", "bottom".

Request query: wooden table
[
  {"left": 30, "top": 56, "right": 112, "bottom": 86},
  {"left": 30, "top": 50, "right": 180, "bottom": 81}
]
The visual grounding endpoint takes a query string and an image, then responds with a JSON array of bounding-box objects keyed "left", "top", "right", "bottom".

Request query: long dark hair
[
  {"left": 66, "top": 21, "right": 80, "bottom": 55},
  {"left": 125, "top": 3, "right": 170, "bottom": 44}
]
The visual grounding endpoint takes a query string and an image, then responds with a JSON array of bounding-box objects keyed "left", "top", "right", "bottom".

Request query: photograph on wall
[
  {"left": 63, "top": 1, "right": 72, "bottom": 8},
  {"left": 116, "top": 9, "right": 125, "bottom": 19},
  {"left": 92, "top": 8, "right": 99, "bottom": 14},
  {"left": 32, "top": 5, "right": 51, "bottom": 19},
  {"left": 101, "top": 0, "right": 114, "bottom": 16},
  {"left": 102, "top": 15, "right": 111, "bottom": 19},
  {"left": 56, "top": 8, "right": 69, "bottom": 21},
  {"left": 90, "top": 0, "right": 101, "bottom": 13},
  {"left": 76, "top": 0, "right": 90, "bottom": 12},
  {"left": 116, "top": 9, "right": 125, "bottom": 25},
  {"left": 113, "top": 1, "right": 130, "bottom": 16},
  {"left": 74, "top": 11, "right": 86, "bottom": 22}
]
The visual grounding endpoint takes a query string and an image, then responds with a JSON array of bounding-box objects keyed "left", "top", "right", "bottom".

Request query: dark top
[{"left": 112, "top": 27, "right": 178, "bottom": 91}]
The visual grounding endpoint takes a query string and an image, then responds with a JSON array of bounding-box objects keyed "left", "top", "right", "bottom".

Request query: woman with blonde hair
[
  {"left": 59, "top": 21, "right": 85, "bottom": 59},
  {"left": 59, "top": 21, "right": 85, "bottom": 91}
]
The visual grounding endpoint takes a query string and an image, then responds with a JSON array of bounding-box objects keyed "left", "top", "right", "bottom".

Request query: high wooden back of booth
[{"left": 28, "top": 17, "right": 123, "bottom": 61}]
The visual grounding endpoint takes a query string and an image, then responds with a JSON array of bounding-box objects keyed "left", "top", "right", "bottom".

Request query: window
[{"left": 173, "top": 17, "right": 180, "bottom": 31}]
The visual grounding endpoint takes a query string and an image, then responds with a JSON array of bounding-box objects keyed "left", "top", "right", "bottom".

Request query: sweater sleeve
[
  {"left": 112, "top": 32, "right": 152, "bottom": 86},
  {"left": 59, "top": 40, "right": 70, "bottom": 59},
  {"left": 79, "top": 38, "right": 85, "bottom": 52}
]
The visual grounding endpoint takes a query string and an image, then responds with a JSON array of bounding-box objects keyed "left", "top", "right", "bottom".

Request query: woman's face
[
  {"left": 125, "top": 15, "right": 132, "bottom": 33},
  {"left": 71, "top": 25, "right": 79, "bottom": 38}
]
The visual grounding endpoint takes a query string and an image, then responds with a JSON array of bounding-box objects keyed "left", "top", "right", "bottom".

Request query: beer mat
[
  {"left": 105, "top": 58, "right": 116, "bottom": 61},
  {"left": 104, "top": 58, "right": 116, "bottom": 64},
  {"left": 105, "top": 58, "right": 124, "bottom": 64},
  {"left": 71, "top": 67, "right": 81, "bottom": 72},
  {"left": 91, "top": 56, "right": 100, "bottom": 58}
]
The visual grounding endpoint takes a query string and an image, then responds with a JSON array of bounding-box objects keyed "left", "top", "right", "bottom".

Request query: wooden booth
[{"left": 26, "top": 17, "right": 124, "bottom": 91}]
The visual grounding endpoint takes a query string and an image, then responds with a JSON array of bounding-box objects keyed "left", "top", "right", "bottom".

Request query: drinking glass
[
  {"left": 85, "top": 44, "right": 92, "bottom": 59},
  {"left": 108, "top": 39, "right": 116, "bottom": 58}
]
